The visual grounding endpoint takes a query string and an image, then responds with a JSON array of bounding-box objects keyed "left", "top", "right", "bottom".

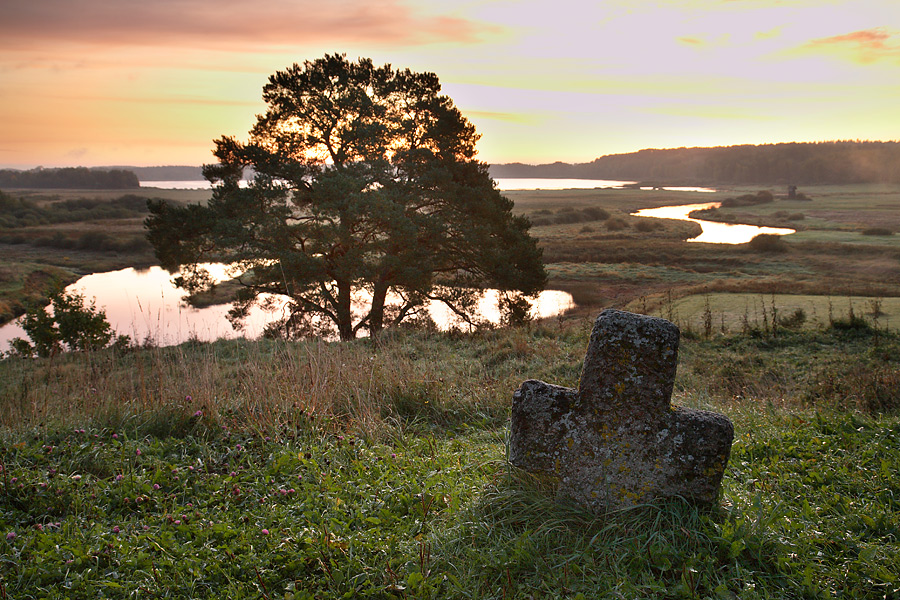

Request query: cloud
[
  {"left": 678, "top": 37, "right": 705, "bottom": 46},
  {"left": 464, "top": 110, "right": 540, "bottom": 124},
  {"left": 802, "top": 27, "right": 900, "bottom": 64},
  {"left": 0, "top": 0, "right": 494, "bottom": 52}
]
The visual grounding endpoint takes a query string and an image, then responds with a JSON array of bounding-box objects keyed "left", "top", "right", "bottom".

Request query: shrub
[
  {"left": 10, "top": 286, "right": 128, "bottom": 357},
  {"left": 747, "top": 233, "right": 787, "bottom": 253},
  {"left": 634, "top": 219, "right": 658, "bottom": 232},
  {"left": 862, "top": 227, "right": 893, "bottom": 236},
  {"left": 581, "top": 206, "right": 610, "bottom": 221},
  {"left": 605, "top": 217, "right": 628, "bottom": 231},
  {"left": 778, "top": 308, "right": 807, "bottom": 329}
]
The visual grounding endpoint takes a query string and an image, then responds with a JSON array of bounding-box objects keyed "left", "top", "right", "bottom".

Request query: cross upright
[{"left": 510, "top": 309, "right": 734, "bottom": 510}]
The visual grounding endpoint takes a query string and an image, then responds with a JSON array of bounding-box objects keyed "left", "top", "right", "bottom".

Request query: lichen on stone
[{"left": 509, "top": 309, "right": 734, "bottom": 511}]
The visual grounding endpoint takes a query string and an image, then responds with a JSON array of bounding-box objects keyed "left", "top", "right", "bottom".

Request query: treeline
[
  {"left": 490, "top": 141, "right": 900, "bottom": 185},
  {"left": 103, "top": 165, "right": 204, "bottom": 181},
  {"left": 0, "top": 191, "right": 149, "bottom": 228},
  {"left": 0, "top": 167, "right": 139, "bottom": 189}
]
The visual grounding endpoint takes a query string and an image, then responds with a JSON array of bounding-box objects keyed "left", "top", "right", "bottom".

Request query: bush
[
  {"left": 747, "top": 233, "right": 787, "bottom": 253},
  {"left": 9, "top": 286, "right": 128, "bottom": 357},
  {"left": 581, "top": 206, "right": 610, "bottom": 221},
  {"left": 862, "top": 227, "right": 893, "bottom": 236},
  {"left": 634, "top": 219, "right": 658, "bottom": 232},
  {"left": 605, "top": 217, "right": 628, "bottom": 231}
]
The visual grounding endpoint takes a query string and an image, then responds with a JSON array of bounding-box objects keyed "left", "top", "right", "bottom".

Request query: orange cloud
[
  {"left": 803, "top": 27, "right": 900, "bottom": 64},
  {"left": 0, "top": 0, "right": 493, "bottom": 52}
]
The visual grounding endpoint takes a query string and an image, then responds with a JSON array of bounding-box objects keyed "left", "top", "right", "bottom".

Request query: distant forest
[
  {"left": 104, "top": 165, "right": 204, "bottom": 181},
  {"left": 0, "top": 167, "right": 139, "bottom": 189},
  {"left": 490, "top": 141, "right": 900, "bottom": 185}
]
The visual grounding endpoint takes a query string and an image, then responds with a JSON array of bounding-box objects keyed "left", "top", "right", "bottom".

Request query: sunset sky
[{"left": 1, "top": 0, "right": 898, "bottom": 168}]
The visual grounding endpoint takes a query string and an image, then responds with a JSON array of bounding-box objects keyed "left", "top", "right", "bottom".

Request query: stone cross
[{"left": 510, "top": 309, "right": 734, "bottom": 510}]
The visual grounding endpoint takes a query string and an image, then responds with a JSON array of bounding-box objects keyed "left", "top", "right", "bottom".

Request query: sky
[{"left": 1, "top": 0, "right": 898, "bottom": 168}]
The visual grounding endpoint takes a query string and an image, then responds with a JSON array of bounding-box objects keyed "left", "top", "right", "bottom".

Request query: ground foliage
[{"left": 1, "top": 322, "right": 899, "bottom": 598}]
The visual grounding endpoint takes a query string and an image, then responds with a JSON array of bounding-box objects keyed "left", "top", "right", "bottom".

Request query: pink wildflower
[
  {"left": 153, "top": 484, "right": 160, "bottom": 490},
  {"left": 261, "top": 529, "right": 270, "bottom": 535},
  {"left": 5, "top": 532, "right": 15, "bottom": 540},
  {"left": 112, "top": 526, "right": 120, "bottom": 533},
  {"left": 135, "top": 449, "right": 141, "bottom": 456}
]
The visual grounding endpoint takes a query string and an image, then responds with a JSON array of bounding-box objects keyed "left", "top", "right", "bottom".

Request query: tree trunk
[
  {"left": 369, "top": 279, "right": 389, "bottom": 338},
  {"left": 336, "top": 281, "right": 354, "bottom": 341}
]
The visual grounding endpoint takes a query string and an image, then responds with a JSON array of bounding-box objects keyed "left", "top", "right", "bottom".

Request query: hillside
[{"left": 490, "top": 141, "right": 900, "bottom": 185}]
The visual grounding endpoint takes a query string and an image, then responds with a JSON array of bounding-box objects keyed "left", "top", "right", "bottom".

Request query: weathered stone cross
[{"left": 510, "top": 309, "right": 734, "bottom": 510}]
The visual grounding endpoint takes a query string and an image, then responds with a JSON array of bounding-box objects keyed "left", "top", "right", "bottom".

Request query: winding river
[
  {"left": 632, "top": 202, "right": 795, "bottom": 244},
  {"left": 1, "top": 192, "right": 796, "bottom": 352},
  {"left": 0, "top": 268, "right": 574, "bottom": 351}
]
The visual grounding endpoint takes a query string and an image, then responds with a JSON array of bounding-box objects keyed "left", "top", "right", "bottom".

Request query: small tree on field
[
  {"left": 145, "top": 54, "right": 546, "bottom": 340},
  {"left": 10, "top": 286, "right": 127, "bottom": 357}
]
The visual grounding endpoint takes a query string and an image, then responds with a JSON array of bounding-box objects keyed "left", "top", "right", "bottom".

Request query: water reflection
[
  {"left": 0, "top": 266, "right": 574, "bottom": 351},
  {"left": 632, "top": 202, "right": 795, "bottom": 244}
]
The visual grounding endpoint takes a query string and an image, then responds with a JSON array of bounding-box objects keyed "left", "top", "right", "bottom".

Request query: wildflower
[
  {"left": 193, "top": 410, "right": 202, "bottom": 418},
  {"left": 115, "top": 474, "right": 124, "bottom": 481},
  {"left": 153, "top": 484, "right": 160, "bottom": 490},
  {"left": 235, "top": 444, "right": 242, "bottom": 451},
  {"left": 261, "top": 529, "right": 270, "bottom": 535},
  {"left": 112, "top": 433, "right": 118, "bottom": 439},
  {"left": 5, "top": 532, "right": 15, "bottom": 540},
  {"left": 135, "top": 449, "right": 142, "bottom": 456},
  {"left": 34, "top": 524, "right": 43, "bottom": 531},
  {"left": 174, "top": 520, "right": 181, "bottom": 525},
  {"left": 230, "top": 471, "right": 237, "bottom": 478},
  {"left": 112, "top": 526, "right": 120, "bottom": 533},
  {"left": 71, "top": 475, "right": 82, "bottom": 481},
  {"left": 186, "top": 395, "right": 193, "bottom": 402}
]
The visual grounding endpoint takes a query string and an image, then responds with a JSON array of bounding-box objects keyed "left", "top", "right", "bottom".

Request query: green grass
[
  {"left": 4, "top": 182, "right": 900, "bottom": 597},
  {"left": 2, "top": 323, "right": 900, "bottom": 598},
  {"left": 631, "top": 292, "right": 900, "bottom": 333}
]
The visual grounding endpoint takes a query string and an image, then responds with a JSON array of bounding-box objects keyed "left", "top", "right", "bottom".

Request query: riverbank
[{"left": 3, "top": 184, "right": 900, "bottom": 338}]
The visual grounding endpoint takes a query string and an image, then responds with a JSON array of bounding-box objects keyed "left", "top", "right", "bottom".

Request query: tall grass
[{"left": 0, "top": 323, "right": 589, "bottom": 439}]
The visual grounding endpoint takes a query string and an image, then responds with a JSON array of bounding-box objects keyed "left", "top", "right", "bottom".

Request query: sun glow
[{"left": 0, "top": 0, "right": 898, "bottom": 167}]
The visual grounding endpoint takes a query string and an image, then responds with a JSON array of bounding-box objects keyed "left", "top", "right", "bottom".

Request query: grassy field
[
  {"left": 2, "top": 183, "right": 900, "bottom": 598},
  {"left": 0, "top": 187, "right": 199, "bottom": 323},
  {"left": 1, "top": 322, "right": 899, "bottom": 598}
]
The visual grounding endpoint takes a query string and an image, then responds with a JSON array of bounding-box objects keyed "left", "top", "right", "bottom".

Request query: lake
[
  {"left": 632, "top": 202, "right": 795, "bottom": 244},
  {"left": 0, "top": 266, "right": 575, "bottom": 351}
]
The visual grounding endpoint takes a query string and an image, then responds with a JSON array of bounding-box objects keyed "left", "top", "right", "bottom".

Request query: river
[
  {"left": 632, "top": 202, "right": 795, "bottom": 244},
  {"left": 3, "top": 183, "right": 793, "bottom": 352},
  {"left": 0, "top": 267, "right": 575, "bottom": 351}
]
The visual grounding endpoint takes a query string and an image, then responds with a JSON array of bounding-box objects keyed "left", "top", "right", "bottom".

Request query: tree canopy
[{"left": 146, "top": 54, "right": 546, "bottom": 341}]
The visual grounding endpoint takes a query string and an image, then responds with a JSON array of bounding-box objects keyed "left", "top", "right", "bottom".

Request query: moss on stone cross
[{"left": 509, "top": 309, "right": 734, "bottom": 510}]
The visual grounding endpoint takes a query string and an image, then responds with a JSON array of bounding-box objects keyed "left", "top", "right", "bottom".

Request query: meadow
[{"left": 1, "top": 183, "right": 900, "bottom": 598}]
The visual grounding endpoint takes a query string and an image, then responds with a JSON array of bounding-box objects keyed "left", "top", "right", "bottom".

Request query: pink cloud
[
  {"left": 0, "top": 0, "right": 493, "bottom": 51},
  {"left": 804, "top": 27, "right": 900, "bottom": 64}
]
